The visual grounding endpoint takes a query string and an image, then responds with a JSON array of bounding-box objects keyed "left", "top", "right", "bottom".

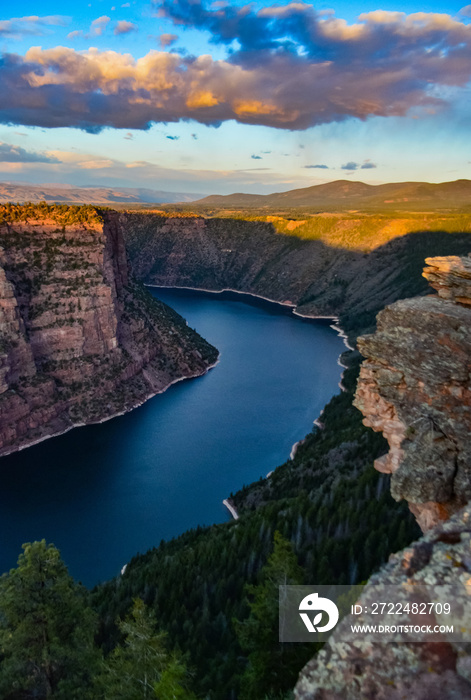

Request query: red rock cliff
[{"left": 0, "top": 211, "right": 218, "bottom": 456}]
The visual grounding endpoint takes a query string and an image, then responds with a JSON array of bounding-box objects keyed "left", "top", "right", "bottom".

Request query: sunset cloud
[{"left": 1, "top": 6, "right": 471, "bottom": 131}]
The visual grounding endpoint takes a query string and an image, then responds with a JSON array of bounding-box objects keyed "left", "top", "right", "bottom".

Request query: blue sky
[{"left": 0, "top": 0, "right": 470, "bottom": 194}]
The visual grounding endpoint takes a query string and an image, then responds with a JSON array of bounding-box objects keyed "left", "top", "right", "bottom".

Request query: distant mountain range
[
  {"left": 196, "top": 179, "right": 471, "bottom": 209},
  {"left": 0, "top": 182, "right": 203, "bottom": 205},
  {"left": 1, "top": 178, "right": 470, "bottom": 210}
]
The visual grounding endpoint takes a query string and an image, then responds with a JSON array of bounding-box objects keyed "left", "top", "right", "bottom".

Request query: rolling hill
[{"left": 196, "top": 179, "right": 471, "bottom": 210}]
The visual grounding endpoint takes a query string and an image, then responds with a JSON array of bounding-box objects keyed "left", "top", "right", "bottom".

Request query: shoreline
[
  {"left": 223, "top": 498, "right": 239, "bottom": 520},
  {"left": 146, "top": 283, "right": 297, "bottom": 309},
  {"left": 0, "top": 357, "right": 220, "bottom": 460},
  {"left": 148, "top": 283, "right": 352, "bottom": 352}
]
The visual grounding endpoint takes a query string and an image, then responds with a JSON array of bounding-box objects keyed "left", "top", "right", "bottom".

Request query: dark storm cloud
[{"left": 0, "top": 6, "right": 471, "bottom": 132}]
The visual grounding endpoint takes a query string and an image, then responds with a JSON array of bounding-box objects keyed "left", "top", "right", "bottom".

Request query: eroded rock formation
[
  {"left": 295, "top": 256, "right": 471, "bottom": 699},
  {"left": 295, "top": 505, "right": 471, "bottom": 700},
  {"left": 0, "top": 212, "right": 218, "bottom": 456},
  {"left": 353, "top": 256, "right": 471, "bottom": 532}
]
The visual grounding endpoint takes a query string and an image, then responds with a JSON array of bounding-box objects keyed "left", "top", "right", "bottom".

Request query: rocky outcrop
[
  {"left": 294, "top": 256, "right": 471, "bottom": 699},
  {"left": 423, "top": 255, "right": 471, "bottom": 306},
  {"left": 353, "top": 256, "right": 471, "bottom": 532},
  {"left": 295, "top": 504, "right": 471, "bottom": 700},
  {"left": 0, "top": 211, "right": 218, "bottom": 456}
]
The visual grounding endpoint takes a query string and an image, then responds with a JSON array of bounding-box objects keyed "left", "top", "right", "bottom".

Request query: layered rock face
[
  {"left": 353, "top": 256, "right": 471, "bottom": 532},
  {"left": 0, "top": 211, "right": 218, "bottom": 456}
]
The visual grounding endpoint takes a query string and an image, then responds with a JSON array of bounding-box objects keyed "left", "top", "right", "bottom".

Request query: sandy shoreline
[{"left": 223, "top": 498, "right": 239, "bottom": 520}]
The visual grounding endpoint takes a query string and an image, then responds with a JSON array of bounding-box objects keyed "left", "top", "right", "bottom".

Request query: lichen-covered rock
[
  {"left": 294, "top": 505, "right": 471, "bottom": 700},
  {"left": 353, "top": 256, "right": 471, "bottom": 532},
  {"left": 423, "top": 255, "right": 471, "bottom": 306},
  {"left": 295, "top": 255, "right": 471, "bottom": 699},
  {"left": 0, "top": 213, "right": 218, "bottom": 456}
]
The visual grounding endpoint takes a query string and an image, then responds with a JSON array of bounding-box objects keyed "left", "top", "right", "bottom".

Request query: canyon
[
  {"left": 120, "top": 211, "right": 471, "bottom": 343},
  {"left": 0, "top": 207, "right": 217, "bottom": 457},
  {"left": 1, "top": 204, "right": 471, "bottom": 697}
]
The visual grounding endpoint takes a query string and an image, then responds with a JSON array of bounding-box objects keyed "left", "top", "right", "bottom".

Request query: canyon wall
[
  {"left": 294, "top": 256, "right": 471, "bottom": 698},
  {"left": 120, "top": 212, "right": 471, "bottom": 341},
  {"left": 0, "top": 211, "right": 218, "bottom": 457}
]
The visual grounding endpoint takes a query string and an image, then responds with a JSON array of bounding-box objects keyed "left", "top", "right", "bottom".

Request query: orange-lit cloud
[{"left": 1, "top": 6, "right": 471, "bottom": 131}]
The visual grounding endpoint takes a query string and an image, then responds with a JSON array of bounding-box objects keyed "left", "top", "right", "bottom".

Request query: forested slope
[
  {"left": 119, "top": 211, "right": 471, "bottom": 342},
  {"left": 91, "top": 355, "right": 420, "bottom": 698}
]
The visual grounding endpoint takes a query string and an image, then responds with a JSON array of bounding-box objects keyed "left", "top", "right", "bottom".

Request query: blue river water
[{"left": 0, "top": 288, "right": 344, "bottom": 586}]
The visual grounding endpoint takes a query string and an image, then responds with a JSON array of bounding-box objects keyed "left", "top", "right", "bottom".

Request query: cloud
[
  {"left": 2, "top": 6, "right": 471, "bottom": 132},
  {"left": 251, "top": 154, "right": 262, "bottom": 159},
  {"left": 0, "top": 15, "right": 68, "bottom": 38},
  {"left": 305, "top": 164, "right": 329, "bottom": 168},
  {"left": 124, "top": 132, "right": 134, "bottom": 140},
  {"left": 191, "top": 133, "right": 198, "bottom": 139},
  {"left": 361, "top": 161, "right": 377, "bottom": 169},
  {"left": 114, "top": 20, "right": 138, "bottom": 35},
  {"left": 121, "top": 2, "right": 131, "bottom": 7},
  {"left": 341, "top": 161, "right": 359, "bottom": 170},
  {"left": 166, "top": 135, "right": 180, "bottom": 140},
  {"left": 158, "top": 33, "right": 178, "bottom": 48},
  {"left": 68, "top": 15, "right": 110, "bottom": 39},
  {"left": 91, "top": 16, "right": 111, "bottom": 36},
  {"left": 0, "top": 142, "right": 60, "bottom": 163},
  {"left": 78, "top": 159, "right": 115, "bottom": 169},
  {"left": 459, "top": 5, "right": 471, "bottom": 18}
]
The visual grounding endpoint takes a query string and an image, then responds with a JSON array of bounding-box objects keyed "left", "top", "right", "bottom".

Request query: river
[{"left": 0, "top": 288, "right": 344, "bottom": 586}]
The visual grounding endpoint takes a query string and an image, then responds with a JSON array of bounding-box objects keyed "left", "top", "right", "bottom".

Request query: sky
[{"left": 0, "top": 0, "right": 470, "bottom": 195}]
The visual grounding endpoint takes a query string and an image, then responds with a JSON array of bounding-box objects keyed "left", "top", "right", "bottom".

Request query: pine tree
[
  {"left": 0, "top": 540, "right": 98, "bottom": 699},
  {"left": 98, "top": 598, "right": 196, "bottom": 700},
  {"left": 234, "top": 531, "right": 315, "bottom": 700}
]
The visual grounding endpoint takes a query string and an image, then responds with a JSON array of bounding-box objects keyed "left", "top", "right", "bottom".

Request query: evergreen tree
[
  {"left": 234, "top": 531, "right": 315, "bottom": 700},
  {"left": 0, "top": 540, "right": 98, "bottom": 699},
  {"left": 98, "top": 598, "right": 196, "bottom": 700}
]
